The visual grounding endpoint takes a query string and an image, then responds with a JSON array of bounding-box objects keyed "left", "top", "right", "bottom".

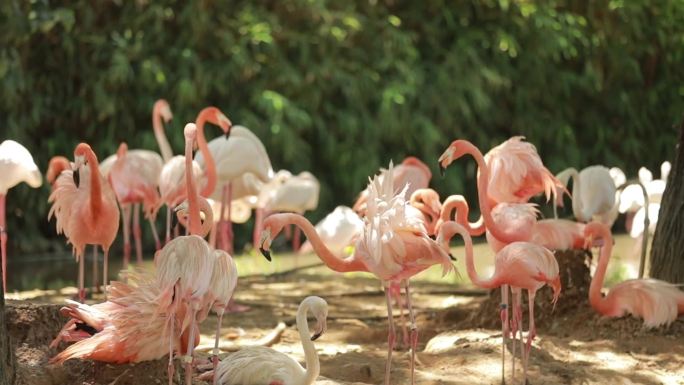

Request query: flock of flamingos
[{"left": 0, "top": 99, "right": 683, "bottom": 385}]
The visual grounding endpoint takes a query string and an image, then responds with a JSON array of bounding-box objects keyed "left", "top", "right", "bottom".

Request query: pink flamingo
[
  {"left": 435, "top": 194, "right": 485, "bottom": 236},
  {"left": 49, "top": 143, "right": 120, "bottom": 302},
  {"left": 260, "top": 163, "right": 454, "bottom": 385},
  {"left": 352, "top": 156, "right": 432, "bottom": 215},
  {"left": 584, "top": 222, "right": 684, "bottom": 327},
  {"left": 439, "top": 221, "right": 561, "bottom": 384},
  {"left": 408, "top": 188, "right": 442, "bottom": 236},
  {"left": 158, "top": 107, "right": 232, "bottom": 243},
  {"left": 155, "top": 123, "right": 215, "bottom": 385},
  {"left": 438, "top": 139, "right": 589, "bottom": 252},
  {"left": 0, "top": 140, "right": 42, "bottom": 293}
]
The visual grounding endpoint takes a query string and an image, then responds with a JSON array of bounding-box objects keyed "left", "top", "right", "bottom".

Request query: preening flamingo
[
  {"left": 438, "top": 139, "right": 589, "bottom": 252},
  {"left": 205, "top": 296, "right": 327, "bottom": 385},
  {"left": 154, "top": 123, "right": 215, "bottom": 385},
  {"left": 439, "top": 221, "right": 561, "bottom": 385},
  {"left": 260, "top": 163, "right": 454, "bottom": 385},
  {"left": 408, "top": 188, "right": 442, "bottom": 236},
  {"left": 352, "top": 156, "right": 431, "bottom": 215},
  {"left": 584, "top": 222, "right": 684, "bottom": 327},
  {"left": 195, "top": 124, "right": 273, "bottom": 253},
  {"left": 158, "top": 107, "right": 231, "bottom": 243},
  {"left": 0, "top": 139, "right": 42, "bottom": 292},
  {"left": 555, "top": 165, "right": 617, "bottom": 225},
  {"left": 48, "top": 143, "right": 119, "bottom": 302}
]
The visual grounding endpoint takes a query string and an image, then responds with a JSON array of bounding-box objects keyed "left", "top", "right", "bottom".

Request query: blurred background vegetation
[{"left": 1, "top": 0, "right": 682, "bottom": 255}]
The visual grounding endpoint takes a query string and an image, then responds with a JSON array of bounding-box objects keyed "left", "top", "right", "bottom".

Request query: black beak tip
[
  {"left": 448, "top": 253, "right": 456, "bottom": 261},
  {"left": 72, "top": 169, "right": 80, "bottom": 188},
  {"left": 260, "top": 248, "right": 272, "bottom": 261},
  {"left": 439, "top": 165, "right": 446, "bottom": 177},
  {"left": 311, "top": 332, "right": 322, "bottom": 341},
  {"left": 225, "top": 131, "right": 231, "bottom": 139}
]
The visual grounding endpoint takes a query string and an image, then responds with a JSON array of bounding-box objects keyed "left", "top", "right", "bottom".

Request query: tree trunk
[
  {"left": 649, "top": 121, "right": 684, "bottom": 282},
  {"left": 0, "top": 264, "right": 14, "bottom": 385}
]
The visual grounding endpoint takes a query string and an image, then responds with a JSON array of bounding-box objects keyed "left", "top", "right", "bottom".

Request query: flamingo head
[
  {"left": 154, "top": 99, "right": 173, "bottom": 123},
  {"left": 307, "top": 296, "right": 329, "bottom": 341},
  {"left": 438, "top": 140, "right": 472, "bottom": 176},
  {"left": 199, "top": 107, "right": 233, "bottom": 138},
  {"left": 410, "top": 188, "right": 442, "bottom": 220},
  {"left": 46, "top": 156, "right": 70, "bottom": 185},
  {"left": 259, "top": 214, "right": 293, "bottom": 261}
]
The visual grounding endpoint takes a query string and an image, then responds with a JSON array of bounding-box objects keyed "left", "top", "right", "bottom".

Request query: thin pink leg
[
  {"left": 121, "top": 204, "right": 132, "bottom": 270},
  {"left": 209, "top": 221, "right": 218, "bottom": 249},
  {"left": 226, "top": 184, "right": 233, "bottom": 254},
  {"left": 523, "top": 291, "right": 537, "bottom": 385},
  {"left": 165, "top": 206, "right": 172, "bottom": 245},
  {"left": 404, "top": 280, "right": 417, "bottom": 385},
  {"left": 500, "top": 285, "right": 509, "bottom": 385},
  {"left": 133, "top": 203, "right": 143, "bottom": 264},
  {"left": 102, "top": 248, "right": 110, "bottom": 300},
  {"left": 92, "top": 246, "right": 99, "bottom": 294},
  {"left": 384, "top": 282, "right": 395, "bottom": 385},
  {"left": 395, "top": 284, "right": 409, "bottom": 348},
  {"left": 218, "top": 185, "right": 229, "bottom": 251},
  {"left": 184, "top": 304, "right": 199, "bottom": 385},
  {"left": 78, "top": 250, "right": 85, "bottom": 302},
  {"left": 212, "top": 308, "right": 225, "bottom": 372},
  {"left": 0, "top": 194, "right": 7, "bottom": 293},
  {"left": 510, "top": 288, "right": 522, "bottom": 381},
  {"left": 149, "top": 218, "right": 161, "bottom": 251},
  {"left": 168, "top": 309, "right": 176, "bottom": 385}
]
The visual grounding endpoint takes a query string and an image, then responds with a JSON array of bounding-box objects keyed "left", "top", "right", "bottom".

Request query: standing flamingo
[
  {"left": 195, "top": 124, "right": 273, "bottom": 253},
  {"left": 204, "top": 296, "right": 328, "bottom": 385},
  {"left": 49, "top": 143, "right": 119, "bottom": 302},
  {"left": 0, "top": 139, "right": 42, "bottom": 292},
  {"left": 554, "top": 165, "right": 618, "bottom": 225},
  {"left": 584, "top": 222, "right": 684, "bottom": 327},
  {"left": 158, "top": 107, "right": 232, "bottom": 243},
  {"left": 439, "top": 221, "right": 561, "bottom": 384},
  {"left": 260, "top": 163, "right": 454, "bottom": 385},
  {"left": 154, "top": 123, "right": 215, "bottom": 385},
  {"left": 352, "top": 156, "right": 431, "bottom": 215}
]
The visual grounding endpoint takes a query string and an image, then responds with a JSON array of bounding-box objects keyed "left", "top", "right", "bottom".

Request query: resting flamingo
[
  {"left": 49, "top": 143, "right": 119, "bottom": 302},
  {"left": 201, "top": 296, "right": 328, "bottom": 385},
  {"left": 554, "top": 165, "right": 617, "bottom": 225},
  {"left": 0, "top": 139, "right": 42, "bottom": 292},
  {"left": 195, "top": 124, "right": 273, "bottom": 253},
  {"left": 584, "top": 222, "right": 684, "bottom": 327},
  {"left": 260, "top": 162, "right": 454, "bottom": 385},
  {"left": 439, "top": 221, "right": 561, "bottom": 385},
  {"left": 438, "top": 139, "right": 590, "bottom": 252},
  {"left": 352, "top": 156, "right": 431, "bottom": 215},
  {"left": 155, "top": 123, "right": 215, "bottom": 385},
  {"left": 298, "top": 205, "right": 364, "bottom": 258},
  {"left": 158, "top": 107, "right": 232, "bottom": 243}
]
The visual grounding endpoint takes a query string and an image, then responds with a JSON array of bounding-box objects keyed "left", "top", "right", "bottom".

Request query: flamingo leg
[
  {"left": 102, "top": 248, "right": 110, "bottom": 300},
  {"left": 510, "top": 288, "right": 522, "bottom": 381},
  {"left": 184, "top": 305, "right": 199, "bottom": 385},
  {"left": 226, "top": 184, "right": 233, "bottom": 254},
  {"left": 209, "top": 221, "right": 218, "bottom": 249},
  {"left": 168, "top": 311, "right": 175, "bottom": 385},
  {"left": 149, "top": 217, "right": 161, "bottom": 251},
  {"left": 212, "top": 308, "right": 225, "bottom": 374},
  {"left": 500, "top": 284, "right": 510, "bottom": 385},
  {"left": 404, "top": 280, "right": 418, "bottom": 385},
  {"left": 383, "top": 282, "right": 396, "bottom": 385},
  {"left": 133, "top": 203, "right": 143, "bottom": 264},
  {"left": 395, "top": 284, "right": 409, "bottom": 348},
  {"left": 218, "top": 185, "right": 229, "bottom": 251},
  {"left": 121, "top": 204, "right": 132, "bottom": 270},
  {"left": 523, "top": 291, "right": 537, "bottom": 385},
  {"left": 293, "top": 226, "right": 302, "bottom": 252},
  {"left": 78, "top": 249, "right": 85, "bottom": 302},
  {"left": 0, "top": 194, "right": 7, "bottom": 293},
  {"left": 92, "top": 246, "right": 99, "bottom": 294},
  {"left": 165, "top": 206, "right": 172, "bottom": 245}
]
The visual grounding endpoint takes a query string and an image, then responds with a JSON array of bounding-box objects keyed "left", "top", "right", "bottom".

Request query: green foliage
[{"left": 1, "top": 0, "right": 682, "bottom": 253}]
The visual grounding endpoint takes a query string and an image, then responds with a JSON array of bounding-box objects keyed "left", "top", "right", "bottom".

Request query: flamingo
[
  {"left": 0, "top": 139, "right": 42, "bottom": 292},
  {"left": 352, "top": 156, "right": 431, "bottom": 215},
  {"left": 408, "top": 188, "right": 442, "bottom": 236},
  {"left": 554, "top": 165, "right": 617, "bottom": 225},
  {"left": 435, "top": 194, "right": 485, "bottom": 236},
  {"left": 195, "top": 124, "right": 274, "bottom": 253},
  {"left": 254, "top": 170, "right": 320, "bottom": 252},
  {"left": 260, "top": 162, "right": 455, "bottom": 385},
  {"left": 49, "top": 143, "right": 119, "bottom": 302},
  {"left": 439, "top": 221, "right": 561, "bottom": 384},
  {"left": 200, "top": 296, "right": 327, "bottom": 385},
  {"left": 438, "top": 139, "right": 590, "bottom": 252},
  {"left": 584, "top": 222, "right": 684, "bottom": 327},
  {"left": 158, "top": 107, "right": 232, "bottom": 243},
  {"left": 154, "top": 123, "right": 215, "bottom": 385}
]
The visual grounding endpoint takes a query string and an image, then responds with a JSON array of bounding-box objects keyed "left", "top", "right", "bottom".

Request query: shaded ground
[{"left": 7, "top": 260, "right": 684, "bottom": 385}]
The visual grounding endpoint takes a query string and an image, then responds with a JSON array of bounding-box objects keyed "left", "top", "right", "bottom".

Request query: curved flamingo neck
[
  {"left": 269, "top": 213, "right": 366, "bottom": 273},
  {"left": 47, "top": 157, "right": 70, "bottom": 186},
  {"left": 588, "top": 225, "right": 614, "bottom": 315},
  {"left": 460, "top": 142, "right": 518, "bottom": 244},
  {"left": 195, "top": 109, "right": 219, "bottom": 198},
  {"left": 439, "top": 221, "right": 497, "bottom": 289},
  {"left": 153, "top": 102, "right": 173, "bottom": 163},
  {"left": 184, "top": 126, "right": 202, "bottom": 236},
  {"left": 440, "top": 195, "right": 485, "bottom": 236},
  {"left": 296, "top": 299, "right": 320, "bottom": 384}
]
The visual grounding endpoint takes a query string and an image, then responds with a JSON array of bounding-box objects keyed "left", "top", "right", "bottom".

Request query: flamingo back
[
  {"left": 214, "top": 346, "right": 306, "bottom": 385},
  {"left": 0, "top": 139, "right": 42, "bottom": 193},
  {"left": 605, "top": 279, "right": 684, "bottom": 328},
  {"left": 495, "top": 242, "right": 560, "bottom": 299},
  {"left": 159, "top": 155, "right": 203, "bottom": 207},
  {"left": 484, "top": 136, "right": 562, "bottom": 204},
  {"left": 531, "top": 219, "right": 585, "bottom": 250},
  {"left": 155, "top": 235, "right": 214, "bottom": 306},
  {"left": 208, "top": 250, "right": 239, "bottom": 309},
  {"left": 109, "top": 149, "right": 163, "bottom": 217}
]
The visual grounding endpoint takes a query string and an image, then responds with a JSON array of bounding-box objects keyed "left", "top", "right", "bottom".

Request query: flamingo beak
[
  {"left": 259, "top": 229, "right": 272, "bottom": 261},
  {"left": 438, "top": 162, "right": 446, "bottom": 177},
  {"left": 72, "top": 169, "right": 80, "bottom": 188},
  {"left": 448, "top": 252, "right": 456, "bottom": 261},
  {"left": 311, "top": 317, "right": 327, "bottom": 341}
]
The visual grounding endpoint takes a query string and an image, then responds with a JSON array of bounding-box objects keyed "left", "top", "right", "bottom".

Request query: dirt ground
[{"left": 6, "top": 263, "right": 684, "bottom": 385}]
